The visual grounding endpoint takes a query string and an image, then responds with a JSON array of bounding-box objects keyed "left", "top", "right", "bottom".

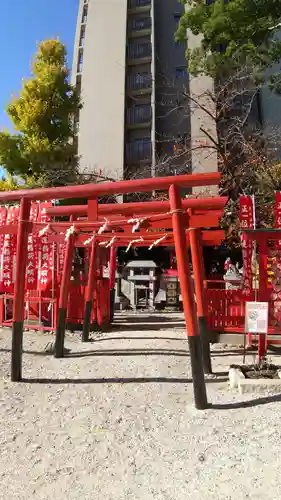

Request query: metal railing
[
  {"left": 81, "top": 5, "right": 88, "bottom": 24},
  {"left": 128, "top": 0, "right": 151, "bottom": 8},
  {"left": 77, "top": 62, "right": 83, "bottom": 74},
  {"left": 127, "top": 105, "right": 152, "bottom": 125},
  {"left": 129, "top": 17, "right": 151, "bottom": 31},
  {"left": 127, "top": 73, "right": 152, "bottom": 90},
  {"left": 126, "top": 140, "right": 152, "bottom": 162},
  {"left": 128, "top": 43, "right": 152, "bottom": 59}
]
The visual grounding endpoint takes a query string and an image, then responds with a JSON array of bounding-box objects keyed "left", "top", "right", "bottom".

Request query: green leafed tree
[
  {"left": 174, "top": 1, "right": 281, "bottom": 244},
  {"left": 0, "top": 39, "right": 82, "bottom": 186},
  {"left": 176, "top": 0, "right": 281, "bottom": 90}
]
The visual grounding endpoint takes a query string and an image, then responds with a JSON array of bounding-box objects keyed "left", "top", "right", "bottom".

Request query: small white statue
[{"left": 223, "top": 258, "right": 242, "bottom": 290}]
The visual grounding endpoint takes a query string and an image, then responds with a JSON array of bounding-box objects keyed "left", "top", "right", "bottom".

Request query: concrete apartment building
[{"left": 72, "top": 0, "right": 218, "bottom": 185}]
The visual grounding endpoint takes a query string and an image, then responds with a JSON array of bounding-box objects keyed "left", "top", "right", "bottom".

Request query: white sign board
[{"left": 245, "top": 302, "right": 269, "bottom": 334}]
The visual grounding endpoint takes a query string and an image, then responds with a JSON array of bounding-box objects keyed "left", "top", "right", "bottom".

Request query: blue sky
[{"left": 0, "top": 0, "right": 79, "bottom": 130}]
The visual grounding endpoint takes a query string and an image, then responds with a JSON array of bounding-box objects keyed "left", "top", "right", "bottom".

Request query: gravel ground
[{"left": 1, "top": 312, "right": 281, "bottom": 500}]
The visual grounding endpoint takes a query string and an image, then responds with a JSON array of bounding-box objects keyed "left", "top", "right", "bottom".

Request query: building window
[
  {"left": 79, "top": 26, "right": 86, "bottom": 47},
  {"left": 174, "top": 13, "right": 181, "bottom": 24},
  {"left": 128, "top": 42, "right": 151, "bottom": 59},
  {"left": 134, "top": 138, "right": 151, "bottom": 150},
  {"left": 76, "top": 75, "right": 82, "bottom": 97},
  {"left": 134, "top": 104, "right": 151, "bottom": 121},
  {"left": 132, "top": 18, "right": 151, "bottom": 30},
  {"left": 136, "top": 0, "right": 151, "bottom": 6},
  {"left": 134, "top": 19, "right": 144, "bottom": 30},
  {"left": 126, "top": 138, "right": 152, "bottom": 160},
  {"left": 127, "top": 104, "right": 151, "bottom": 124},
  {"left": 136, "top": 73, "right": 150, "bottom": 85},
  {"left": 128, "top": 72, "right": 152, "bottom": 90},
  {"left": 77, "top": 50, "right": 83, "bottom": 73},
  {"left": 82, "top": 5, "right": 88, "bottom": 24},
  {"left": 136, "top": 74, "right": 145, "bottom": 84},
  {"left": 175, "top": 67, "right": 186, "bottom": 78}
]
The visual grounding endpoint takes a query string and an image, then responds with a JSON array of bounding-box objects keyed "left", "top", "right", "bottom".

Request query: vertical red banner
[
  {"left": 0, "top": 207, "right": 7, "bottom": 293},
  {"left": 10, "top": 206, "right": 19, "bottom": 288},
  {"left": 239, "top": 196, "right": 254, "bottom": 298},
  {"left": 37, "top": 203, "right": 53, "bottom": 291},
  {"left": 271, "top": 193, "right": 281, "bottom": 324},
  {"left": 275, "top": 192, "right": 281, "bottom": 243},
  {"left": 57, "top": 242, "right": 66, "bottom": 283},
  {"left": 1, "top": 206, "right": 19, "bottom": 293},
  {"left": 0, "top": 207, "right": 7, "bottom": 254},
  {"left": 25, "top": 203, "right": 38, "bottom": 290}
]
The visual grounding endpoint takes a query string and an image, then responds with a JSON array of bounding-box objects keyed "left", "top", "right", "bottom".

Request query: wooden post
[
  {"left": 0, "top": 296, "right": 4, "bottom": 326},
  {"left": 96, "top": 248, "right": 106, "bottom": 328},
  {"left": 11, "top": 198, "right": 31, "bottom": 381},
  {"left": 82, "top": 197, "right": 98, "bottom": 340},
  {"left": 55, "top": 233, "right": 75, "bottom": 358},
  {"left": 109, "top": 245, "right": 117, "bottom": 289},
  {"left": 189, "top": 228, "right": 212, "bottom": 374},
  {"left": 109, "top": 245, "right": 117, "bottom": 323},
  {"left": 258, "top": 239, "right": 268, "bottom": 361},
  {"left": 82, "top": 238, "right": 96, "bottom": 342},
  {"left": 169, "top": 184, "right": 207, "bottom": 409}
]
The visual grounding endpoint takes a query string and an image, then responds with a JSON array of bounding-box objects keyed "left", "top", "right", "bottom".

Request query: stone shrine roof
[{"left": 126, "top": 260, "right": 157, "bottom": 269}]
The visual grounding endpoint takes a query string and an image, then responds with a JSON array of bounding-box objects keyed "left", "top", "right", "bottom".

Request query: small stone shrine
[{"left": 126, "top": 260, "right": 157, "bottom": 310}]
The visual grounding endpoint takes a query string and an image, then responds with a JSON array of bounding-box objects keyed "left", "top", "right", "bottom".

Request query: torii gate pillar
[{"left": 169, "top": 184, "right": 208, "bottom": 409}]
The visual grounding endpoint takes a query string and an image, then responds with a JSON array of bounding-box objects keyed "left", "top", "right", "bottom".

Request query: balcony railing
[
  {"left": 128, "top": 43, "right": 152, "bottom": 60},
  {"left": 128, "top": 0, "right": 151, "bottom": 8},
  {"left": 127, "top": 73, "right": 152, "bottom": 91},
  {"left": 77, "top": 62, "right": 83, "bottom": 74},
  {"left": 126, "top": 140, "right": 152, "bottom": 162},
  {"left": 81, "top": 5, "right": 88, "bottom": 24},
  {"left": 128, "top": 17, "right": 152, "bottom": 31},
  {"left": 127, "top": 105, "right": 152, "bottom": 125},
  {"left": 79, "top": 36, "right": 85, "bottom": 47}
]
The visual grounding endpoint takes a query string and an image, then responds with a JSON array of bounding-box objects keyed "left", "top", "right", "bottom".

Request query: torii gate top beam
[
  {"left": 0, "top": 172, "right": 220, "bottom": 203},
  {"left": 46, "top": 196, "right": 227, "bottom": 218}
]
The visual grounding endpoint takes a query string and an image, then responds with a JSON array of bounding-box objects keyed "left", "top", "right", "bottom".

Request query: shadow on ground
[
  {"left": 210, "top": 393, "right": 281, "bottom": 410},
  {"left": 22, "top": 373, "right": 228, "bottom": 385},
  {"left": 0, "top": 345, "right": 246, "bottom": 360},
  {"left": 114, "top": 315, "right": 184, "bottom": 324}
]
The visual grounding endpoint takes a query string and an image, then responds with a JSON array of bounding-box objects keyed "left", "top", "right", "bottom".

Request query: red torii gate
[
  {"left": 44, "top": 196, "right": 225, "bottom": 375},
  {"left": 46, "top": 224, "right": 224, "bottom": 356},
  {"left": 0, "top": 171, "right": 226, "bottom": 409},
  {"left": 0, "top": 207, "right": 224, "bottom": 338}
]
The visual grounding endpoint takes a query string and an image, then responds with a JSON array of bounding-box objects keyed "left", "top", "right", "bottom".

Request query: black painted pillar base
[
  {"left": 11, "top": 321, "right": 24, "bottom": 382},
  {"left": 55, "top": 308, "right": 67, "bottom": 358},
  {"left": 82, "top": 300, "right": 93, "bottom": 342},
  {"left": 110, "top": 289, "right": 115, "bottom": 323},
  {"left": 188, "top": 335, "right": 208, "bottom": 410},
  {"left": 198, "top": 316, "right": 212, "bottom": 374}
]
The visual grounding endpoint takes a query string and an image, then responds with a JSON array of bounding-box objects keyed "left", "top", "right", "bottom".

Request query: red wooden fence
[
  {"left": 206, "top": 285, "right": 281, "bottom": 341},
  {"left": 206, "top": 288, "right": 245, "bottom": 332}
]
